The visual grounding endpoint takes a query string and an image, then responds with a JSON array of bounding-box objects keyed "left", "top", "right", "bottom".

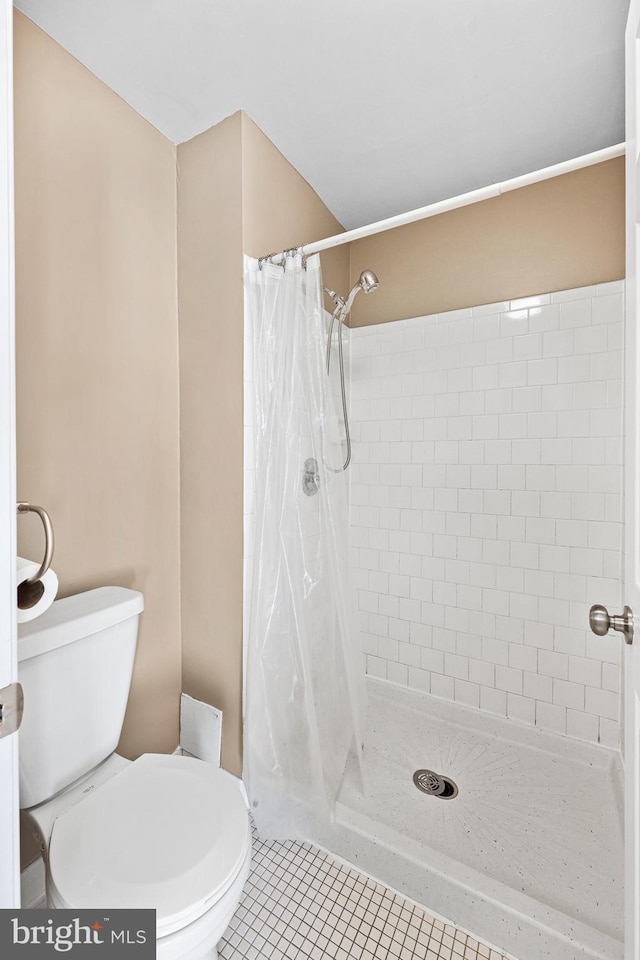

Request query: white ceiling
[{"left": 14, "top": 0, "right": 629, "bottom": 230}]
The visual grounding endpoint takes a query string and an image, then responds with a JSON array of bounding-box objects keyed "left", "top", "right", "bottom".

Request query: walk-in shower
[
  {"left": 323, "top": 270, "right": 379, "bottom": 471},
  {"left": 317, "top": 281, "right": 626, "bottom": 960},
  {"left": 245, "top": 190, "right": 626, "bottom": 960}
]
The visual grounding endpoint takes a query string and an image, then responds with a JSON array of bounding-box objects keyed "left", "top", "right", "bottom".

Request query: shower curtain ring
[
  {"left": 288, "top": 245, "right": 307, "bottom": 268},
  {"left": 257, "top": 245, "right": 307, "bottom": 269}
]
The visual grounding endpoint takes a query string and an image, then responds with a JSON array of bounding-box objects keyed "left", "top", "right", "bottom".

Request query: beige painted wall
[
  {"left": 177, "top": 113, "right": 245, "bottom": 777},
  {"left": 241, "top": 113, "right": 349, "bottom": 297},
  {"left": 14, "top": 13, "right": 182, "bottom": 770},
  {"left": 349, "top": 157, "right": 625, "bottom": 326},
  {"left": 178, "top": 111, "right": 348, "bottom": 776},
  {"left": 14, "top": 11, "right": 348, "bottom": 809}
]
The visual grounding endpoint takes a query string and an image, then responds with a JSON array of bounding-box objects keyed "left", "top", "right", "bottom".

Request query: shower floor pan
[{"left": 318, "top": 679, "right": 624, "bottom": 960}]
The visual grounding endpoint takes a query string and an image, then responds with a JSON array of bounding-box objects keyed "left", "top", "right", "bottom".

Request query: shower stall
[
  {"left": 316, "top": 284, "right": 625, "bottom": 960},
  {"left": 242, "top": 146, "right": 630, "bottom": 960},
  {"left": 244, "top": 270, "right": 625, "bottom": 960}
]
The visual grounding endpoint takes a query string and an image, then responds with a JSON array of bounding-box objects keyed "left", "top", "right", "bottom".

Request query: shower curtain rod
[{"left": 266, "top": 142, "right": 625, "bottom": 262}]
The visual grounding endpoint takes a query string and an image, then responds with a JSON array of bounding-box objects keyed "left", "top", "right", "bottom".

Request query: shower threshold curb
[{"left": 313, "top": 803, "right": 623, "bottom": 960}]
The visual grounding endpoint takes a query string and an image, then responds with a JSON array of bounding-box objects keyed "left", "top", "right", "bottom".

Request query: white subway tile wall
[{"left": 349, "top": 283, "right": 624, "bottom": 748}]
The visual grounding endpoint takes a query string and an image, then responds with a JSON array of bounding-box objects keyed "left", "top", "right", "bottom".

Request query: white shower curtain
[{"left": 244, "top": 252, "right": 365, "bottom": 839}]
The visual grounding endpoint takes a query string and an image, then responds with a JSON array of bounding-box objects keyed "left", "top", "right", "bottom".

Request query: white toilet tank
[{"left": 18, "top": 587, "right": 144, "bottom": 809}]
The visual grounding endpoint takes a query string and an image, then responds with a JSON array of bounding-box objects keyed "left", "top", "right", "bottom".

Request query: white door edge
[
  {"left": 0, "top": 0, "right": 20, "bottom": 910},
  {"left": 625, "top": 2, "right": 640, "bottom": 956}
]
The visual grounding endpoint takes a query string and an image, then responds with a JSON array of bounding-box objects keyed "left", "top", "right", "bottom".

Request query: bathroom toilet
[{"left": 18, "top": 586, "right": 250, "bottom": 960}]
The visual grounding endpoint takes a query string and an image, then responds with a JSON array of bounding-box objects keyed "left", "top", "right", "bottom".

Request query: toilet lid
[{"left": 49, "top": 754, "right": 250, "bottom": 936}]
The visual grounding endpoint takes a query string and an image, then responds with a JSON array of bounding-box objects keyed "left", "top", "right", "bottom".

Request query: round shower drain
[{"left": 413, "top": 769, "right": 458, "bottom": 799}]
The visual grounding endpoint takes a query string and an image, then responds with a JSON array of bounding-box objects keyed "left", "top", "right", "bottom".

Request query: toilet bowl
[
  {"left": 33, "top": 754, "right": 251, "bottom": 960},
  {"left": 18, "top": 588, "right": 251, "bottom": 959}
]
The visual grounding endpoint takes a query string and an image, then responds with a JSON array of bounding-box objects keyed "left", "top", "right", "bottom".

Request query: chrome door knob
[{"left": 589, "top": 604, "right": 634, "bottom": 644}]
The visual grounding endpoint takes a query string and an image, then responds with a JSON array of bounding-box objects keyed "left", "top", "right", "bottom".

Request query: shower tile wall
[{"left": 349, "top": 282, "right": 623, "bottom": 748}]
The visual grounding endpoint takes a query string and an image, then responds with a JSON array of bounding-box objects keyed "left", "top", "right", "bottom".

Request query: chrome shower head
[
  {"left": 358, "top": 270, "right": 379, "bottom": 293},
  {"left": 342, "top": 269, "right": 380, "bottom": 314}
]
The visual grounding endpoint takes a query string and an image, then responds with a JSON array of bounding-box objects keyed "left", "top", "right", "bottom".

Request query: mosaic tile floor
[{"left": 219, "top": 828, "right": 511, "bottom": 960}]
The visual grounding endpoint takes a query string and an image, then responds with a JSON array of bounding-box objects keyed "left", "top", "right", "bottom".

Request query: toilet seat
[{"left": 48, "top": 753, "right": 251, "bottom": 938}]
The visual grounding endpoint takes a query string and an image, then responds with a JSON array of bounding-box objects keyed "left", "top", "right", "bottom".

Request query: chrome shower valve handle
[{"left": 302, "top": 458, "right": 320, "bottom": 497}]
